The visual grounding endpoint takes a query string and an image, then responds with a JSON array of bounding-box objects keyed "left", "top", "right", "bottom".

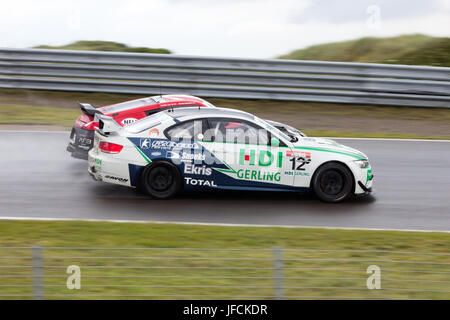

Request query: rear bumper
[
  {"left": 67, "top": 126, "right": 94, "bottom": 160},
  {"left": 88, "top": 148, "right": 132, "bottom": 187}
]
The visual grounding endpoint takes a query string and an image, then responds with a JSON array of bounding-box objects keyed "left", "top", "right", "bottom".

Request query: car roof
[
  {"left": 123, "top": 106, "right": 257, "bottom": 134},
  {"left": 99, "top": 94, "right": 208, "bottom": 114}
]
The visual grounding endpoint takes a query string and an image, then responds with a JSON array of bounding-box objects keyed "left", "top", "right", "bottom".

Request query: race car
[
  {"left": 67, "top": 94, "right": 305, "bottom": 160},
  {"left": 88, "top": 107, "right": 373, "bottom": 202},
  {"left": 67, "top": 94, "right": 216, "bottom": 159}
]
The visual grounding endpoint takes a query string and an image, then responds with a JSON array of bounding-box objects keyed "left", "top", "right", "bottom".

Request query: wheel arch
[
  {"left": 138, "top": 159, "right": 184, "bottom": 193},
  {"left": 310, "top": 160, "right": 356, "bottom": 194}
]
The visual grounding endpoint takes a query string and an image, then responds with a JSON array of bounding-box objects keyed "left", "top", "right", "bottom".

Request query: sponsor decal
[
  {"left": 236, "top": 169, "right": 281, "bottom": 182},
  {"left": 367, "top": 168, "right": 373, "bottom": 181},
  {"left": 149, "top": 128, "right": 159, "bottom": 137},
  {"left": 140, "top": 138, "right": 198, "bottom": 150},
  {"left": 149, "top": 140, "right": 199, "bottom": 150},
  {"left": 184, "top": 177, "right": 217, "bottom": 187},
  {"left": 140, "top": 139, "right": 151, "bottom": 149},
  {"left": 104, "top": 175, "right": 128, "bottom": 183},
  {"left": 151, "top": 152, "right": 162, "bottom": 156},
  {"left": 78, "top": 137, "right": 92, "bottom": 145},
  {"left": 239, "top": 149, "right": 283, "bottom": 168},
  {"left": 284, "top": 171, "right": 310, "bottom": 177},
  {"left": 286, "top": 150, "right": 310, "bottom": 158},
  {"left": 167, "top": 151, "right": 206, "bottom": 162},
  {"left": 166, "top": 151, "right": 180, "bottom": 159},
  {"left": 287, "top": 150, "right": 311, "bottom": 171},
  {"left": 94, "top": 158, "right": 102, "bottom": 171},
  {"left": 184, "top": 164, "right": 212, "bottom": 176},
  {"left": 121, "top": 118, "right": 137, "bottom": 125}
]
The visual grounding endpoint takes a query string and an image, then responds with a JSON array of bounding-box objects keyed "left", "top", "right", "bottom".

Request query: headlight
[{"left": 354, "top": 159, "right": 370, "bottom": 168}]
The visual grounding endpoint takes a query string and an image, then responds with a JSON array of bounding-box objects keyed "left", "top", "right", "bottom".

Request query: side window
[
  {"left": 206, "top": 118, "right": 270, "bottom": 146},
  {"left": 165, "top": 119, "right": 206, "bottom": 141}
]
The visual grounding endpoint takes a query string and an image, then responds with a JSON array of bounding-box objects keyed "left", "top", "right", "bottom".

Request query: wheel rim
[
  {"left": 319, "top": 169, "right": 345, "bottom": 196},
  {"left": 148, "top": 167, "right": 173, "bottom": 191}
]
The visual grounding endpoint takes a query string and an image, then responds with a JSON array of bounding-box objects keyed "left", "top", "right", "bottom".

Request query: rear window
[{"left": 125, "top": 112, "right": 171, "bottom": 133}]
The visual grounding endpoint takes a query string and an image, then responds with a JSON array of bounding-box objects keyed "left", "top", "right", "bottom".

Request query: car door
[
  {"left": 164, "top": 118, "right": 215, "bottom": 187},
  {"left": 204, "top": 117, "right": 294, "bottom": 188}
]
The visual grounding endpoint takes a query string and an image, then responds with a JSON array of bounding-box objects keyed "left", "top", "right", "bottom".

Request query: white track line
[
  {"left": 0, "top": 216, "right": 448, "bottom": 233},
  {"left": 0, "top": 130, "right": 449, "bottom": 142}
]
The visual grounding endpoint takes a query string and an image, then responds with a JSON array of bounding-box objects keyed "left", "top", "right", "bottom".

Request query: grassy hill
[
  {"left": 279, "top": 34, "right": 450, "bottom": 67},
  {"left": 34, "top": 40, "right": 171, "bottom": 54}
]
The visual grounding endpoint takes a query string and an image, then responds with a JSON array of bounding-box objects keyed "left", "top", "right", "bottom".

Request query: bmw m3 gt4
[{"left": 88, "top": 107, "right": 373, "bottom": 202}]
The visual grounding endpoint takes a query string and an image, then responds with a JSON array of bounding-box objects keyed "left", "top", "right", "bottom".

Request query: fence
[
  {"left": 0, "top": 48, "right": 449, "bottom": 108},
  {"left": 0, "top": 246, "right": 449, "bottom": 300}
]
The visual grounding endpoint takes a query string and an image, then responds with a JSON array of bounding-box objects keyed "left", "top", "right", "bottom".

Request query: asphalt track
[{"left": 0, "top": 131, "right": 449, "bottom": 231}]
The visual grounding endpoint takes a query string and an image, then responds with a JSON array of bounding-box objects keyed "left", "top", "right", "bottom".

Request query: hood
[{"left": 292, "top": 137, "right": 368, "bottom": 160}]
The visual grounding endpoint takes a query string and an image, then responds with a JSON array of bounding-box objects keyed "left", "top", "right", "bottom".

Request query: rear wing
[
  {"left": 96, "top": 114, "right": 121, "bottom": 135},
  {"left": 78, "top": 103, "right": 102, "bottom": 117}
]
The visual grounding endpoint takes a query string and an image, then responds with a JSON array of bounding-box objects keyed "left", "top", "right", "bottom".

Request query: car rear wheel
[
  {"left": 312, "top": 162, "right": 353, "bottom": 203},
  {"left": 140, "top": 161, "right": 182, "bottom": 199}
]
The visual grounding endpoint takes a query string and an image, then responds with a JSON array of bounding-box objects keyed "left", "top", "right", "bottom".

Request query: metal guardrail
[
  {"left": 0, "top": 246, "right": 449, "bottom": 300},
  {"left": 0, "top": 48, "right": 449, "bottom": 107}
]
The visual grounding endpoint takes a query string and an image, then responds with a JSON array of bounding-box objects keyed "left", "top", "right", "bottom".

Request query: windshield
[
  {"left": 253, "top": 116, "right": 292, "bottom": 142},
  {"left": 281, "top": 124, "right": 306, "bottom": 137}
]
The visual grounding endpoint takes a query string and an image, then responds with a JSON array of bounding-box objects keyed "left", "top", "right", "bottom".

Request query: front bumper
[
  {"left": 350, "top": 163, "right": 374, "bottom": 195},
  {"left": 67, "top": 126, "right": 94, "bottom": 160}
]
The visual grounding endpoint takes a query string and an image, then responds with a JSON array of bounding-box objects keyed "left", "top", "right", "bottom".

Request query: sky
[{"left": 0, "top": 0, "right": 449, "bottom": 58}]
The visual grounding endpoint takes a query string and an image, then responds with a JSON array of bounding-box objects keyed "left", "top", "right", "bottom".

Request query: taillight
[
  {"left": 82, "top": 121, "right": 99, "bottom": 131},
  {"left": 99, "top": 141, "right": 123, "bottom": 154}
]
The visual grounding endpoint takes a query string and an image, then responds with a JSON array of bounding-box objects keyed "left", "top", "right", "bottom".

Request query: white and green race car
[{"left": 88, "top": 107, "right": 373, "bottom": 202}]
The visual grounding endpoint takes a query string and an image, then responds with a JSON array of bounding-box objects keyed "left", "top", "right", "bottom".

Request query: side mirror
[{"left": 271, "top": 137, "right": 280, "bottom": 147}]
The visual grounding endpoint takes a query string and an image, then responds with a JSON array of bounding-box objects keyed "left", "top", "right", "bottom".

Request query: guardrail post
[
  {"left": 32, "top": 246, "right": 43, "bottom": 300},
  {"left": 273, "top": 246, "right": 284, "bottom": 300}
]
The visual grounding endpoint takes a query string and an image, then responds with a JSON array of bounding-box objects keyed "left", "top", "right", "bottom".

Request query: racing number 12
[{"left": 290, "top": 157, "right": 310, "bottom": 171}]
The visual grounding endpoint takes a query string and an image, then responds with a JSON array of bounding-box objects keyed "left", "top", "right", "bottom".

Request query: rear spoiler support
[
  {"left": 97, "top": 115, "right": 121, "bottom": 136},
  {"left": 78, "top": 103, "right": 102, "bottom": 117}
]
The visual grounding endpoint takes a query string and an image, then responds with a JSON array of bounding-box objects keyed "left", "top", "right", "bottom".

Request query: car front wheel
[{"left": 312, "top": 162, "right": 353, "bottom": 203}]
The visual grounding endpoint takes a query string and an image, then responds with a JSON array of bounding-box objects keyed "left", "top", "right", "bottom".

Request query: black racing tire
[
  {"left": 140, "top": 161, "right": 183, "bottom": 199},
  {"left": 311, "top": 162, "right": 353, "bottom": 203}
]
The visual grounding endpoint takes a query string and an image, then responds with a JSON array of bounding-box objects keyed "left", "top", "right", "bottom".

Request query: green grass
[
  {"left": 35, "top": 40, "right": 171, "bottom": 54},
  {"left": 0, "top": 104, "right": 80, "bottom": 127},
  {"left": 279, "top": 34, "right": 450, "bottom": 67},
  {"left": 0, "top": 220, "right": 449, "bottom": 300},
  {"left": 1, "top": 103, "right": 448, "bottom": 140},
  {"left": 210, "top": 98, "right": 450, "bottom": 122},
  {"left": 0, "top": 89, "right": 449, "bottom": 139}
]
